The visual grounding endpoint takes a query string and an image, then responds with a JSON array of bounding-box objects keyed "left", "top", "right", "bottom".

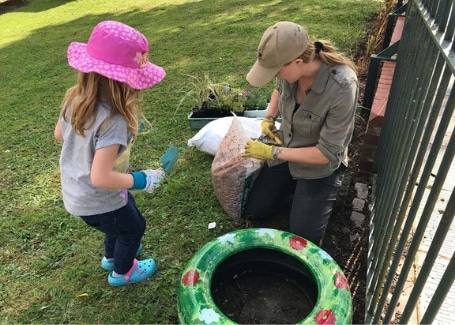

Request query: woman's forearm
[{"left": 265, "top": 89, "right": 280, "bottom": 119}]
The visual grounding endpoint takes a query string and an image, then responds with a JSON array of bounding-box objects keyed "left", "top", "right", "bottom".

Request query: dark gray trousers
[{"left": 244, "top": 162, "right": 345, "bottom": 245}]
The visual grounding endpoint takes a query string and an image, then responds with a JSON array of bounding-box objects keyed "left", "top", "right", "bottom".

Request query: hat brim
[
  {"left": 67, "top": 42, "right": 166, "bottom": 90},
  {"left": 246, "top": 60, "right": 281, "bottom": 87}
]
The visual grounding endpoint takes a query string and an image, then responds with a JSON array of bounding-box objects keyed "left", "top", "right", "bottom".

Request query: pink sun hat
[{"left": 67, "top": 20, "right": 166, "bottom": 90}]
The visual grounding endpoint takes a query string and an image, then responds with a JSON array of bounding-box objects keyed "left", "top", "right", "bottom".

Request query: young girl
[
  {"left": 243, "top": 21, "right": 358, "bottom": 245},
  {"left": 54, "top": 20, "right": 178, "bottom": 286}
]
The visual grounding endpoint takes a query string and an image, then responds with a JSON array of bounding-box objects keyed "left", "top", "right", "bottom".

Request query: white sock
[{"left": 112, "top": 271, "right": 123, "bottom": 278}]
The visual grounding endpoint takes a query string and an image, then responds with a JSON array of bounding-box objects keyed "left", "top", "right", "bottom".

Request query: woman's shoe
[
  {"left": 101, "top": 244, "right": 143, "bottom": 271},
  {"left": 108, "top": 258, "right": 156, "bottom": 287}
]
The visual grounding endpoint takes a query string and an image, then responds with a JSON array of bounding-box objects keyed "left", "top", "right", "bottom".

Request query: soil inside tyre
[
  {"left": 213, "top": 273, "right": 314, "bottom": 324},
  {"left": 211, "top": 248, "right": 318, "bottom": 324}
]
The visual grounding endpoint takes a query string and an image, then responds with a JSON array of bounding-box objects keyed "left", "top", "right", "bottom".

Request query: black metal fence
[{"left": 365, "top": 0, "right": 455, "bottom": 323}]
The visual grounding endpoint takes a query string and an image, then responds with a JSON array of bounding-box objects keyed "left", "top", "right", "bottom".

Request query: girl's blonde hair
[
  {"left": 60, "top": 72, "right": 151, "bottom": 137},
  {"left": 299, "top": 40, "right": 357, "bottom": 73}
]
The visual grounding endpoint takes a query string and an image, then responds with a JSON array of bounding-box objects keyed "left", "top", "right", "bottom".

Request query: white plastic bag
[{"left": 187, "top": 116, "right": 263, "bottom": 156}]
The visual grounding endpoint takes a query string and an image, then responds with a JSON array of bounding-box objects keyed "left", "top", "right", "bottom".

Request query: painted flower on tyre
[
  {"left": 199, "top": 308, "right": 220, "bottom": 324},
  {"left": 314, "top": 309, "right": 336, "bottom": 324},
  {"left": 334, "top": 271, "right": 349, "bottom": 290},
  {"left": 256, "top": 228, "right": 275, "bottom": 238},
  {"left": 289, "top": 236, "right": 307, "bottom": 250},
  {"left": 182, "top": 269, "right": 200, "bottom": 286},
  {"left": 217, "top": 233, "right": 236, "bottom": 245},
  {"left": 318, "top": 249, "right": 334, "bottom": 261}
]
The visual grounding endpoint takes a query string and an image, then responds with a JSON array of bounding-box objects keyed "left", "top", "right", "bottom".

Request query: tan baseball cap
[{"left": 246, "top": 21, "right": 310, "bottom": 87}]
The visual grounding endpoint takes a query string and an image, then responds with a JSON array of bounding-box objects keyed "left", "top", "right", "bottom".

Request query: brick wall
[{"left": 359, "top": 16, "right": 405, "bottom": 171}]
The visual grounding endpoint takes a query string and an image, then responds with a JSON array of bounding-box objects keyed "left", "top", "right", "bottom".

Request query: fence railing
[{"left": 366, "top": 0, "right": 455, "bottom": 323}]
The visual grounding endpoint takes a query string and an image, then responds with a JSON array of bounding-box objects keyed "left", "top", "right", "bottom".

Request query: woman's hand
[
  {"left": 243, "top": 140, "right": 274, "bottom": 160},
  {"left": 260, "top": 117, "right": 283, "bottom": 145}
]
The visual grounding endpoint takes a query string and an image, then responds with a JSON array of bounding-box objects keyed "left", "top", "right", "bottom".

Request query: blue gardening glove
[
  {"left": 243, "top": 140, "right": 274, "bottom": 160},
  {"left": 160, "top": 146, "right": 179, "bottom": 173},
  {"left": 130, "top": 169, "right": 165, "bottom": 193}
]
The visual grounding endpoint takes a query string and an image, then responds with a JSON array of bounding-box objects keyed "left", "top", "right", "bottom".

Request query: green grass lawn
[{"left": 0, "top": 0, "right": 382, "bottom": 323}]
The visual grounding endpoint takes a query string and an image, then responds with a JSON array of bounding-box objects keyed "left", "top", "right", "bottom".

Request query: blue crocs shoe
[
  {"left": 108, "top": 258, "right": 156, "bottom": 287},
  {"left": 101, "top": 244, "right": 143, "bottom": 271}
]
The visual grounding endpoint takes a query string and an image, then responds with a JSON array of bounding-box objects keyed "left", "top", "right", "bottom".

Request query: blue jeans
[
  {"left": 244, "top": 162, "right": 345, "bottom": 245},
  {"left": 80, "top": 192, "right": 146, "bottom": 274}
]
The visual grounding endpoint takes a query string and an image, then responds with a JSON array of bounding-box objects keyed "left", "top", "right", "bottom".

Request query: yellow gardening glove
[
  {"left": 261, "top": 117, "right": 283, "bottom": 145},
  {"left": 243, "top": 140, "right": 274, "bottom": 160}
]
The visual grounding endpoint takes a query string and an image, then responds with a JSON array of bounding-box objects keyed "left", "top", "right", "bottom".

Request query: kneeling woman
[{"left": 243, "top": 21, "right": 358, "bottom": 245}]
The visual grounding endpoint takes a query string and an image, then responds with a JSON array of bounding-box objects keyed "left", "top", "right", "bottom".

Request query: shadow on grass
[{"left": 0, "top": 0, "right": 78, "bottom": 15}]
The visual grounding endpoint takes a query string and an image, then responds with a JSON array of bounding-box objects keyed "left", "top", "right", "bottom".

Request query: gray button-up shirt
[{"left": 275, "top": 63, "right": 358, "bottom": 179}]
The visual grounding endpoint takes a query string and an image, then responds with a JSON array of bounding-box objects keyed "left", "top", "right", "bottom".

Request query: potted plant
[
  {"left": 210, "top": 84, "right": 247, "bottom": 116},
  {"left": 242, "top": 88, "right": 270, "bottom": 118},
  {"left": 177, "top": 74, "right": 247, "bottom": 129}
]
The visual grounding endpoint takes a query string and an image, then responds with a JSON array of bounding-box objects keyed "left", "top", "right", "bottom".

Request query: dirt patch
[{"left": 321, "top": 106, "right": 371, "bottom": 324}]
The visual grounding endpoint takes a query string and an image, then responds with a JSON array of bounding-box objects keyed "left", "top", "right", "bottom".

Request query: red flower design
[
  {"left": 334, "top": 271, "right": 349, "bottom": 290},
  {"left": 314, "top": 309, "right": 336, "bottom": 324},
  {"left": 182, "top": 269, "right": 200, "bottom": 286},
  {"left": 289, "top": 236, "right": 307, "bottom": 250}
]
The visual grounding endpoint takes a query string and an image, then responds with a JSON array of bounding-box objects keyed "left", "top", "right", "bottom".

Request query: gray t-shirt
[{"left": 59, "top": 102, "right": 132, "bottom": 216}]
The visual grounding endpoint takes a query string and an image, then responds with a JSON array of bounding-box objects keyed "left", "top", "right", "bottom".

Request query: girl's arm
[
  {"left": 90, "top": 144, "right": 134, "bottom": 190},
  {"left": 54, "top": 121, "right": 63, "bottom": 141}
]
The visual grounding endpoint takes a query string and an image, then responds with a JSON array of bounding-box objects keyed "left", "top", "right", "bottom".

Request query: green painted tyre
[{"left": 177, "top": 228, "right": 352, "bottom": 324}]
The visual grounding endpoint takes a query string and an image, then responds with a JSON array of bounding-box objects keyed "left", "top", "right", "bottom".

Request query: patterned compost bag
[{"left": 211, "top": 117, "right": 264, "bottom": 220}]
